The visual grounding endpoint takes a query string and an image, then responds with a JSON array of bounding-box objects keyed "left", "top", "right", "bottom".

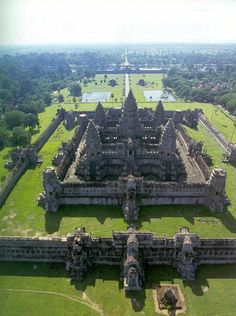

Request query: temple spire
[
  {"left": 123, "top": 89, "right": 138, "bottom": 112},
  {"left": 80, "top": 120, "right": 102, "bottom": 157},
  {"left": 155, "top": 100, "right": 165, "bottom": 126},
  {"left": 119, "top": 89, "right": 143, "bottom": 139},
  {"left": 94, "top": 102, "right": 105, "bottom": 126},
  {"left": 159, "top": 118, "right": 176, "bottom": 154}
]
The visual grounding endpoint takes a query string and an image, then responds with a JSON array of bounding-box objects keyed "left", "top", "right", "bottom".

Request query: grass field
[
  {"left": 55, "top": 74, "right": 124, "bottom": 106},
  {"left": 0, "top": 73, "right": 236, "bottom": 316},
  {"left": 130, "top": 74, "right": 165, "bottom": 102},
  {"left": 0, "top": 262, "right": 235, "bottom": 316}
]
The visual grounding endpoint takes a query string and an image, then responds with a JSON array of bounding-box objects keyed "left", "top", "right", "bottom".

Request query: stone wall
[
  {"left": 58, "top": 179, "right": 207, "bottom": 207},
  {"left": 40, "top": 165, "right": 227, "bottom": 213},
  {"left": 57, "top": 115, "right": 89, "bottom": 180},
  {"left": 1, "top": 227, "right": 235, "bottom": 288},
  {"left": 195, "top": 155, "right": 211, "bottom": 180},
  {"left": 0, "top": 109, "right": 65, "bottom": 207},
  {"left": 199, "top": 113, "right": 231, "bottom": 154},
  {"left": 178, "top": 125, "right": 210, "bottom": 181},
  {"left": 33, "top": 109, "right": 65, "bottom": 152},
  {"left": 0, "top": 160, "right": 28, "bottom": 207},
  {"left": 178, "top": 125, "right": 191, "bottom": 147},
  {"left": 0, "top": 236, "right": 67, "bottom": 262}
]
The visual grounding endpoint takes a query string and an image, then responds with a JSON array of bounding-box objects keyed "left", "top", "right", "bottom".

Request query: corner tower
[{"left": 75, "top": 120, "right": 103, "bottom": 180}]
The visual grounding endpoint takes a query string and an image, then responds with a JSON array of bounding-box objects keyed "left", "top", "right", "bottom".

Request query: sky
[{"left": 0, "top": 0, "right": 236, "bottom": 45}]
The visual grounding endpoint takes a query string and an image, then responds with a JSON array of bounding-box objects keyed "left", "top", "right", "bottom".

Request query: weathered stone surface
[
  {"left": 1, "top": 227, "right": 236, "bottom": 293},
  {"left": 38, "top": 92, "right": 228, "bottom": 218}
]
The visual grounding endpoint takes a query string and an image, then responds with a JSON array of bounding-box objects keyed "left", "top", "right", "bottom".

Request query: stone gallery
[
  {"left": 0, "top": 91, "right": 235, "bottom": 296},
  {"left": 0, "top": 226, "right": 236, "bottom": 292},
  {"left": 38, "top": 90, "right": 228, "bottom": 221}
]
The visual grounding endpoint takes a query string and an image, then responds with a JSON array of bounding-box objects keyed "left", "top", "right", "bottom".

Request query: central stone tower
[{"left": 119, "top": 90, "right": 143, "bottom": 139}]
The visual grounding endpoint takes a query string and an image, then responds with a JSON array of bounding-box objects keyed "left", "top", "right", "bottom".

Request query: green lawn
[
  {"left": 55, "top": 74, "right": 124, "bottom": 106},
  {"left": 130, "top": 74, "right": 165, "bottom": 102},
  {"left": 0, "top": 262, "right": 235, "bottom": 316}
]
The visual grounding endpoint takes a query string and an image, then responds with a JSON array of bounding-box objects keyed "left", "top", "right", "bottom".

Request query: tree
[
  {"left": 4, "top": 111, "right": 26, "bottom": 130},
  {"left": 138, "top": 79, "right": 145, "bottom": 86},
  {"left": 0, "top": 127, "right": 10, "bottom": 148},
  {"left": 24, "top": 113, "right": 39, "bottom": 130},
  {"left": 12, "top": 126, "right": 31, "bottom": 147},
  {"left": 70, "top": 83, "right": 82, "bottom": 97},
  {"left": 58, "top": 94, "right": 64, "bottom": 103},
  {"left": 108, "top": 79, "right": 117, "bottom": 87},
  {"left": 44, "top": 93, "right": 52, "bottom": 106}
]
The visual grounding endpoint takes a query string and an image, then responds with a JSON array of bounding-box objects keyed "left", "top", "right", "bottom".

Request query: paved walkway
[
  {"left": 125, "top": 73, "right": 129, "bottom": 97},
  {"left": 124, "top": 50, "right": 130, "bottom": 97}
]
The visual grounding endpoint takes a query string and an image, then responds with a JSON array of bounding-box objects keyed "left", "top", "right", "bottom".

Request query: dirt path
[{"left": 0, "top": 288, "right": 104, "bottom": 316}]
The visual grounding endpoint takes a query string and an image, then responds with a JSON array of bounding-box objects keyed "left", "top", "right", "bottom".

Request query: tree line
[
  {"left": 0, "top": 51, "right": 109, "bottom": 149},
  {"left": 163, "top": 65, "right": 236, "bottom": 115}
]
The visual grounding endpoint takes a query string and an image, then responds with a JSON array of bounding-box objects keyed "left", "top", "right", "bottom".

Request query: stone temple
[
  {"left": 38, "top": 90, "right": 228, "bottom": 220},
  {"left": 0, "top": 90, "right": 234, "bottom": 295}
]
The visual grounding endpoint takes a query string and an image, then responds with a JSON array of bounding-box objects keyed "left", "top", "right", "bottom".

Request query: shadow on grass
[
  {"left": 44, "top": 204, "right": 236, "bottom": 235},
  {"left": 44, "top": 205, "right": 123, "bottom": 234},
  {"left": 138, "top": 205, "right": 236, "bottom": 234},
  {"left": 125, "top": 289, "right": 146, "bottom": 312},
  {"left": 1, "top": 263, "right": 236, "bottom": 312},
  {"left": 0, "top": 262, "right": 65, "bottom": 278},
  {"left": 182, "top": 264, "right": 236, "bottom": 296}
]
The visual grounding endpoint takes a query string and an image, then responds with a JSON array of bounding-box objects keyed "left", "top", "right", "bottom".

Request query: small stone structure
[
  {"left": 155, "top": 284, "right": 186, "bottom": 315},
  {"left": 161, "top": 288, "right": 178, "bottom": 307},
  {"left": 0, "top": 108, "right": 66, "bottom": 207},
  {"left": 38, "top": 91, "right": 228, "bottom": 219},
  {"left": 0, "top": 226, "right": 236, "bottom": 294}
]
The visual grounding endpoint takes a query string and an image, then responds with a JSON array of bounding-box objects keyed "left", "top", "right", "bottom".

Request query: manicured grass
[
  {"left": 130, "top": 74, "right": 165, "bottom": 102},
  {"left": 0, "top": 262, "right": 235, "bottom": 316},
  {"left": 55, "top": 74, "right": 124, "bottom": 105},
  {"left": 166, "top": 101, "right": 236, "bottom": 143}
]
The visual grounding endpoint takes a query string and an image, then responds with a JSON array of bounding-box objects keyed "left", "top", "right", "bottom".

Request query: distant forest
[
  {"left": 128, "top": 46, "right": 236, "bottom": 114},
  {"left": 0, "top": 51, "right": 119, "bottom": 148}
]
